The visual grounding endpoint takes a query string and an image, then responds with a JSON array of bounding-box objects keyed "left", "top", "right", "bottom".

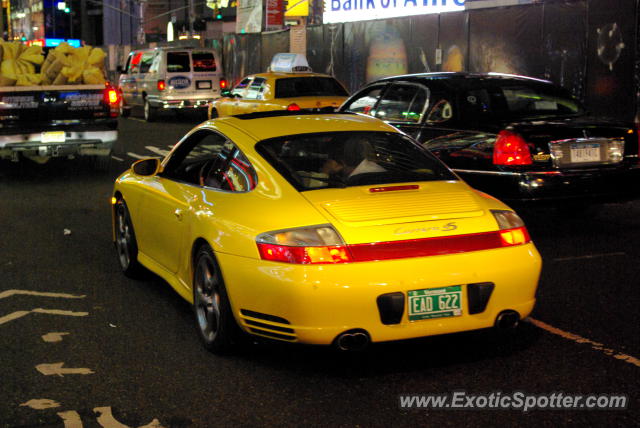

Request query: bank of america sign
[{"left": 323, "top": 0, "right": 465, "bottom": 23}]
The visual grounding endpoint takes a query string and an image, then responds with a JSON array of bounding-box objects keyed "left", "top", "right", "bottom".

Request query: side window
[
  {"left": 123, "top": 54, "right": 133, "bottom": 74},
  {"left": 221, "top": 150, "right": 257, "bottom": 192},
  {"left": 342, "top": 85, "right": 385, "bottom": 115},
  {"left": 149, "top": 53, "right": 161, "bottom": 73},
  {"left": 426, "top": 96, "right": 454, "bottom": 124},
  {"left": 231, "top": 77, "right": 252, "bottom": 97},
  {"left": 245, "top": 77, "right": 266, "bottom": 100},
  {"left": 167, "top": 52, "right": 191, "bottom": 72},
  {"left": 129, "top": 52, "right": 143, "bottom": 74},
  {"left": 375, "top": 84, "right": 428, "bottom": 123},
  {"left": 162, "top": 130, "right": 257, "bottom": 192},
  {"left": 139, "top": 52, "right": 156, "bottom": 74}
]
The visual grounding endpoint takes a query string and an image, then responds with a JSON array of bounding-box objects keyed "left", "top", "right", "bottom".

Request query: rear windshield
[
  {"left": 256, "top": 131, "right": 456, "bottom": 191},
  {"left": 275, "top": 77, "right": 348, "bottom": 98},
  {"left": 192, "top": 51, "right": 217, "bottom": 72},
  {"left": 167, "top": 52, "right": 190, "bottom": 72},
  {"left": 463, "top": 81, "right": 584, "bottom": 121}
]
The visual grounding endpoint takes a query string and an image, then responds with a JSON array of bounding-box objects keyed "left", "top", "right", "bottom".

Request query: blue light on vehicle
[{"left": 45, "top": 38, "right": 81, "bottom": 48}]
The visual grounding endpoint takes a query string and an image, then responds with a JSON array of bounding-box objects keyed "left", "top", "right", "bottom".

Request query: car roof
[
  {"left": 249, "top": 72, "right": 336, "bottom": 80},
  {"left": 131, "top": 47, "right": 217, "bottom": 54},
  {"left": 373, "top": 72, "right": 553, "bottom": 88},
  {"left": 205, "top": 112, "right": 398, "bottom": 143}
]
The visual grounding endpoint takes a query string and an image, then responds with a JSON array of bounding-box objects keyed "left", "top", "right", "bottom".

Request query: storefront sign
[
  {"left": 324, "top": 0, "right": 465, "bottom": 23},
  {"left": 236, "top": 0, "right": 263, "bottom": 33},
  {"left": 266, "top": 0, "right": 284, "bottom": 30}
]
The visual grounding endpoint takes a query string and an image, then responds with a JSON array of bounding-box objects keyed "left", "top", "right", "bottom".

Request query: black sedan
[{"left": 340, "top": 72, "right": 640, "bottom": 206}]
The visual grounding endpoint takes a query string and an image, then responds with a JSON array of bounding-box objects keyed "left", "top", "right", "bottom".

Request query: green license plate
[{"left": 408, "top": 285, "right": 463, "bottom": 321}]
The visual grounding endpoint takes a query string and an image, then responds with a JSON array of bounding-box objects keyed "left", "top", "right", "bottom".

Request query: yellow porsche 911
[{"left": 112, "top": 111, "right": 541, "bottom": 353}]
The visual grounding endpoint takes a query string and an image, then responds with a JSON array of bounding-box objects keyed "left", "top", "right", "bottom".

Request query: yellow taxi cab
[
  {"left": 112, "top": 111, "right": 542, "bottom": 353},
  {"left": 208, "top": 54, "right": 348, "bottom": 118}
]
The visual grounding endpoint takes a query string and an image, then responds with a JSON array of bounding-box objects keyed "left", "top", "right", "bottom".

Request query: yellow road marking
[
  {"left": 527, "top": 317, "right": 640, "bottom": 368},
  {"left": 0, "top": 290, "right": 85, "bottom": 300},
  {"left": 0, "top": 309, "right": 88, "bottom": 326}
]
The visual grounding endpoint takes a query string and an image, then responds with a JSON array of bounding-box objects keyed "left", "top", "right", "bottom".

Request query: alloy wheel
[
  {"left": 115, "top": 205, "right": 131, "bottom": 270},
  {"left": 194, "top": 254, "right": 222, "bottom": 342}
]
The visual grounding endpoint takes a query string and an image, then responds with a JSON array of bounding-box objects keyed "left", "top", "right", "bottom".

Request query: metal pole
[{"left": 188, "top": 0, "right": 194, "bottom": 37}]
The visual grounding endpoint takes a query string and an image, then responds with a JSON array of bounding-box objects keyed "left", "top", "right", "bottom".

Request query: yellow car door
[{"left": 134, "top": 176, "right": 191, "bottom": 274}]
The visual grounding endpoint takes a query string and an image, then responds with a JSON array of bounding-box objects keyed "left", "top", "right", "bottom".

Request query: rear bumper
[
  {"left": 148, "top": 97, "right": 216, "bottom": 110},
  {"left": 0, "top": 130, "right": 117, "bottom": 159},
  {"left": 217, "top": 243, "right": 541, "bottom": 345},
  {"left": 457, "top": 161, "right": 640, "bottom": 204}
]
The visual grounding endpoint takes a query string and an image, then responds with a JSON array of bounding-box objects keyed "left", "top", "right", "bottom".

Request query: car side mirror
[{"left": 132, "top": 158, "right": 161, "bottom": 176}]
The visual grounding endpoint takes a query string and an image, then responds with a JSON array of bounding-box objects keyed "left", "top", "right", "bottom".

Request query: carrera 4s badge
[{"left": 394, "top": 222, "right": 458, "bottom": 235}]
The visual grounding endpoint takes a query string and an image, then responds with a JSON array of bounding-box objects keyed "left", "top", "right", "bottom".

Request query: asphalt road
[{"left": 1, "top": 115, "right": 638, "bottom": 427}]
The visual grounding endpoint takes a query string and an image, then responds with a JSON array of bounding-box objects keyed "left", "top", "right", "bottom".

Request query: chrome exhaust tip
[
  {"left": 334, "top": 329, "right": 370, "bottom": 351},
  {"left": 495, "top": 310, "right": 520, "bottom": 329}
]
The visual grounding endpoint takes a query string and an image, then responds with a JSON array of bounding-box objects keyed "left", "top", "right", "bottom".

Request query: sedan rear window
[
  {"left": 256, "top": 131, "right": 456, "bottom": 191},
  {"left": 464, "top": 82, "right": 584, "bottom": 121},
  {"left": 275, "top": 77, "right": 348, "bottom": 98}
]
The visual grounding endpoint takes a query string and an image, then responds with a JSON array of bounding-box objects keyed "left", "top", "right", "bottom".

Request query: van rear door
[
  {"left": 165, "top": 50, "right": 221, "bottom": 100},
  {"left": 191, "top": 50, "right": 221, "bottom": 97}
]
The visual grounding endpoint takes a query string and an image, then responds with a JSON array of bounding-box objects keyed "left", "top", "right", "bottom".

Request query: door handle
[{"left": 174, "top": 209, "right": 183, "bottom": 221}]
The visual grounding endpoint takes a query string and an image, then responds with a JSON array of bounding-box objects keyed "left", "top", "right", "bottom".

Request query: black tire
[
  {"left": 114, "top": 199, "right": 145, "bottom": 278},
  {"left": 119, "top": 99, "right": 130, "bottom": 118},
  {"left": 144, "top": 99, "right": 157, "bottom": 122},
  {"left": 193, "top": 244, "right": 241, "bottom": 353}
]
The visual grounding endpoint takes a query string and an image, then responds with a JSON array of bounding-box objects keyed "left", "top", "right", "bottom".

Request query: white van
[{"left": 118, "top": 47, "right": 226, "bottom": 121}]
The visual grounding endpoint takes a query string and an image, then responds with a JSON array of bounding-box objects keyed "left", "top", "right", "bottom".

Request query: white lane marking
[
  {"left": 111, "top": 155, "right": 124, "bottom": 162},
  {"left": 144, "top": 145, "right": 170, "bottom": 157},
  {"left": 36, "top": 362, "right": 95, "bottom": 377},
  {"left": 553, "top": 252, "right": 626, "bottom": 262},
  {"left": 58, "top": 410, "right": 83, "bottom": 428},
  {"left": 527, "top": 317, "right": 640, "bottom": 368},
  {"left": 126, "top": 152, "right": 147, "bottom": 160},
  {"left": 0, "top": 289, "right": 86, "bottom": 300},
  {"left": 94, "top": 407, "right": 130, "bottom": 428},
  {"left": 20, "top": 398, "right": 61, "bottom": 409},
  {"left": 42, "top": 332, "right": 70, "bottom": 342}
]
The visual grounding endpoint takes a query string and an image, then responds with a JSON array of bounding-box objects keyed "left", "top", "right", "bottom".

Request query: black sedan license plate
[
  {"left": 408, "top": 285, "right": 462, "bottom": 321},
  {"left": 570, "top": 142, "right": 600, "bottom": 163}
]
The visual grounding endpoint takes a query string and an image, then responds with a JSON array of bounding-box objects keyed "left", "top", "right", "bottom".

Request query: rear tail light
[
  {"left": 491, "top": 209, "right": 531, "bottom": 246},
  {"left": 103, "top": 84, "right": 120, "bottom": 117},
  {"left": 493, "top": 130, "right": 533, "bottom": 166},
  {"left": 286, "top": 103, "right": 301, "bottom": 111},
  {"left": 157, "top": 80, "right": 166, "bottom": 91},
  {"left": 257, "top": 216, "right": 532, "bottom": 265},
  {"left": 608, "top": 139, "right": 624, "bottom": 163},
  {"left": 219, "top": 78, "right": 227, "bottom": 90},
  {"left": 257, "top": 225, "right": 352, "bottom": 264}
]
